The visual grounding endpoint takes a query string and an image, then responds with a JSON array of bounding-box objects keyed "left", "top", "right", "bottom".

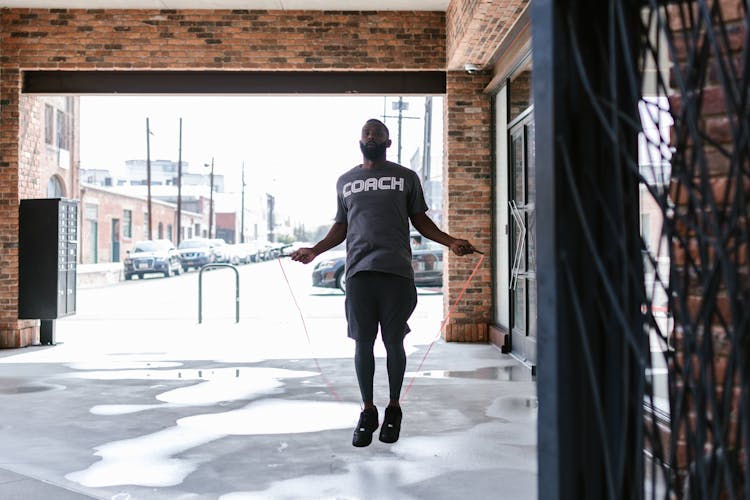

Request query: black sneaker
[
  {"left": 352, "top": 407, "right": 379, "bottom": 447},
  {"left": 379, "top": 406, "right": 402, "bottom": 443}
]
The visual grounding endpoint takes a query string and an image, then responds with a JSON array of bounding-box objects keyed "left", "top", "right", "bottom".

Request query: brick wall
[
  {"left": 0, "top": 67, "right": 38, "bottom": 348},
  {"left": 442, "top": 71, "right": 492, "bottom": 342},
  {"left": 446, "top": 0, "right": 528, "bottom": 70},
  {"left": 0, "top": 9, "right": 445, "bottom": 70}
]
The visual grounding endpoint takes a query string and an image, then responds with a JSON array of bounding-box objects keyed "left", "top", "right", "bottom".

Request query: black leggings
[{"left": 354, "top": 338, "right": 407, "bottom": 403}]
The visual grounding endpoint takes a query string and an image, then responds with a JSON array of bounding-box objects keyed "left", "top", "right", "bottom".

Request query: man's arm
[
  {"left": 410, "top": 212, "right": 479, "bottom": 256},
  {"left": 290, "top": 222, "right": 347, "bottom": 264}
]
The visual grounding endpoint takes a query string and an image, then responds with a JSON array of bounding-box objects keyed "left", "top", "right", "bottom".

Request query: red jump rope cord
[
  {"left": 401, "top": 253, "right": 485, "bottom": 401},
  {"left": 277, "top": 257, "right": 343, "bottom": 402},
  {"left": 278, "top": 253, "right": 485, "bottom": 404}
]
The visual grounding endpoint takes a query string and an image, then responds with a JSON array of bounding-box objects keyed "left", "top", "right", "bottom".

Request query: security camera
[{"left": 464, "top": 63, "right": 480, "bottom": 74}]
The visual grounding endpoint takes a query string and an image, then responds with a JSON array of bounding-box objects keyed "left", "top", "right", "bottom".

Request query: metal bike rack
[{"left": 198, "top": 263, "right": 240, "bottom": 324}]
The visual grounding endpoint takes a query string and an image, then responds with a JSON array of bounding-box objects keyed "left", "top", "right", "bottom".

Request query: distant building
[
  {"left": 80, "top": 163, "right": 273, "bottom": 246},
  {"left": 79, "top": 183, "right": 204, "bottom": 264},
  {"left": 20, "top": 96, "right": 79, "bottom": 199}
]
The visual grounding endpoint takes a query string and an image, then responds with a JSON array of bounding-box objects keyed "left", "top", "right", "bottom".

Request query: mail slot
[{"left": 19, "top": 198, "right": 79, "bottom": 320}]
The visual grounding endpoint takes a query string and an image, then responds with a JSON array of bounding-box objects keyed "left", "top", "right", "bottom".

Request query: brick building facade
[
  {"left": 79, "top": 184, "right": 204, "bottom": 264},
  {"left": 19, "top": 95, "right": 78, "bottom": 199}
]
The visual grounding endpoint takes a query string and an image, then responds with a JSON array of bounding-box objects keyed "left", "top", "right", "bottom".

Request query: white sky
[{"left": 80, "top": 95, "right": 443, "bottom": 228}]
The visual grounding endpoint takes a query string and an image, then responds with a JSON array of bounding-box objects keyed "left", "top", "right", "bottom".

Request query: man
[{"left": 291, "top": 118, "right": 478, "bottom": 447}]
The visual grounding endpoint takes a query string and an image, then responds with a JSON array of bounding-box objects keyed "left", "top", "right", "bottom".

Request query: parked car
[
  {"left": 312, "top": 237, "right": 444, "bottom": 292},
  {"left": 235, "top": 242, "right": 262, "bottom": 263},
  {"left": 311, "top": 250, "right": 348, "bottom": 291},
  {"left": 123, "top": 239, "right": 183, "bottom": 280},
  {"left": 177, "top": 238, "right": 214, "bottom": 271},
  {"left": 208, "top": 238, "right": 230, "bottom": 263},
  {"left": 225, "top": 244, "right": 245, "bottom": 265},
  {"left": 280, "top": 241, "right": 313, "bottom": 258}
]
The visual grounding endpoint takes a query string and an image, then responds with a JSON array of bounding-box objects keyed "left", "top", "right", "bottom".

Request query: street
[{"left": 56, "top": 258, "right": 446, "bottom": 364}]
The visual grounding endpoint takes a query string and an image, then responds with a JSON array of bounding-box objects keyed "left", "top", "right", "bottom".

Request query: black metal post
[
  {"left": 531, "top": 1, "right": 560, "bottom": 497},
  {"left": 198, "top": 263, "right": 240, "bottom": 324},
  {"left": 532, "top": 1, "right": 644, "bottom": 498}
]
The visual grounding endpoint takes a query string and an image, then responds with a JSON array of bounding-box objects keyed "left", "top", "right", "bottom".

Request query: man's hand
[
  {"left": 290, "top": 247, "right": 317, "bottom": 264},
  {"left": 449, "top": 238, "right": 480, "bottom": 256}
]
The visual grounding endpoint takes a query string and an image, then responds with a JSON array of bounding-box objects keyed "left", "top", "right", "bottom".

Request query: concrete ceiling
[{"left": 0, "top": 0, "right": 449, "bottom": 10}]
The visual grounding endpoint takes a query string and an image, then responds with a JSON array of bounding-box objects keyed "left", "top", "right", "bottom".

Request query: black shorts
[{"left": 345, "top": 271, "right": 418, "bottom": 343}]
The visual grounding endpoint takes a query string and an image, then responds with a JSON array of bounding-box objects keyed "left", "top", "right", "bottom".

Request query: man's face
[{"left": 360, "top": 122, "right": 391, "bottom": 160}]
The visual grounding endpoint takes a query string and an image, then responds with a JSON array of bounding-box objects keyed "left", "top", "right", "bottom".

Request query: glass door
[{"left": 509, "top": 114, "right": 537, "bottom": 366}]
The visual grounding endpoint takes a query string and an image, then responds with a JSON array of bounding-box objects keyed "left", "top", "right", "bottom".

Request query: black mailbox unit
[{"left": 19, "top": 198, "right": 78, "bottom": 344}]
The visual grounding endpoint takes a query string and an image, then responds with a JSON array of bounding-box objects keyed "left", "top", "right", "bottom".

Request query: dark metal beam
[
  {"left": 22, "top": 70, "right": 446, "bottom": 95},
  {"left": 533, "top": 0, "right": 644, "bottom": 498},
  {"left": 531, "top": 0, "right": 560, "bottom": 498}
]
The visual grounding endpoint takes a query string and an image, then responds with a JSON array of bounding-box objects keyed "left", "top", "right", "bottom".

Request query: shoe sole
[
  {"left": 379, "top": 430, "right": 399, "bottom": 443},
  {"left": 352, "top": 434, "right": 374, "bottom": 447}
]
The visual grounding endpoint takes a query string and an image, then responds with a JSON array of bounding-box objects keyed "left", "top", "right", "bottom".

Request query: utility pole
[
  {"left": 396, "top": 96, "right": 404, "bottom": 164},
  {"left": 421, "top": 96, "right": 433, "bottom": 184},
  {"left": 207, "top": 157, "right": 214, "bottom": 239},
  {"left": 266, "top": 193, "right": 275, "bottom": 243},
  {"left": 420, "top": 97, "right": 435, "bottom": 224},
  {"left": 240, "top": 161, "right": 246, "bottom": 244},
  {"left": 381, "top": 97, "right": 419, "bottom": 165},
  {"left": 176, "top": 117, "right": 183, "bottom": 245},
  {"left": 146, "top": 117, "right": 152, "bottom": 240}
]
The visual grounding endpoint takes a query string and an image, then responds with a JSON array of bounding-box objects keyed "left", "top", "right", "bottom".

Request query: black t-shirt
[{"left": 335, "top": 161, "right": 428, "bottom": 280}]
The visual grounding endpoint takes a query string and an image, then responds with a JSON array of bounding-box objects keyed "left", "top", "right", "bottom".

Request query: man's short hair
[{"left": 364, "top": 118, "right": 390, "bottom": 138}]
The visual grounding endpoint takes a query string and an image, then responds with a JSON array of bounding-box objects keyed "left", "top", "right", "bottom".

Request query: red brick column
[
  {"left": 0, "top": 69, "right": 39, "bottom": 347},
  {"left": 442, "top": 71, "right": 492, "bottom": 342}
]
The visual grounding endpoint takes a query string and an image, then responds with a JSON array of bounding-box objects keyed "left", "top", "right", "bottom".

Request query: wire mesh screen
[
  {"left": 639, "top": 0, "right": 748, "bottom": 497},
  {"left": 549, "top": 0, "right": 748, "bottom": 498}
]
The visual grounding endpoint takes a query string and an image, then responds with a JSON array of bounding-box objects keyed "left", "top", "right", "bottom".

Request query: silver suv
[{"left": 177, "top": 238, "right": 215, "bottom": 271}]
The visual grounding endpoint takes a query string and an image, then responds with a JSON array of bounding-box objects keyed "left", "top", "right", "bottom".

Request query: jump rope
[{"left": 276, "top": 251, "right": 485, "bottom": 404}]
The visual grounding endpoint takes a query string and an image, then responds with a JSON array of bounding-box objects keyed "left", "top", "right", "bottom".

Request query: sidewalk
[
  {"left": 76, "top": 262, "right": 123, "bottom": 288},
  {"left": 0, "top": 283, "right": 537, "bottom": 499}
]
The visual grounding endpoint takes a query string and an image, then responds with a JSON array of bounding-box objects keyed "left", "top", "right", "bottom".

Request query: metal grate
[
  {"left": 629, "top": 0, "right": 748, "bottom": 497},
  {"left": 534, "top": 0, "right": 748, "bottom": 498},
  {"left": 647, "top": 1, "right": 750, "bottom": 498}
]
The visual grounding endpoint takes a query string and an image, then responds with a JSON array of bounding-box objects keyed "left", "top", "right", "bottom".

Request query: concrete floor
[{"left": 0, "top": 278, "right": 537, "bottom": 499}]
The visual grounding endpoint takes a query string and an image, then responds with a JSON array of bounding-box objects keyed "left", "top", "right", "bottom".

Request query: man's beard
[{"left": 360, "top": 140, "right": 387, "bottom": 161}]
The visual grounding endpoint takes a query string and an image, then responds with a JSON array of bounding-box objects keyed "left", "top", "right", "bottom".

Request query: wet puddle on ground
[
  {"left": 66, "top": 399, "right": 359, "bottom": 488},
  {"left": 410, "top": 365, "right": 533, "bottom": 381},
  {"left": 67, "top": 366, "right": 319, "bottom": 414},
  {"left": 0, "top": 381, "right": 64, "bottom": 394}
]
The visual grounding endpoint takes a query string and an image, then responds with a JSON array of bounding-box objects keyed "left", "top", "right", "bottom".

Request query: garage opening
[{"left": 22, "top": 70, "right": 446, "bottom": 332}]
